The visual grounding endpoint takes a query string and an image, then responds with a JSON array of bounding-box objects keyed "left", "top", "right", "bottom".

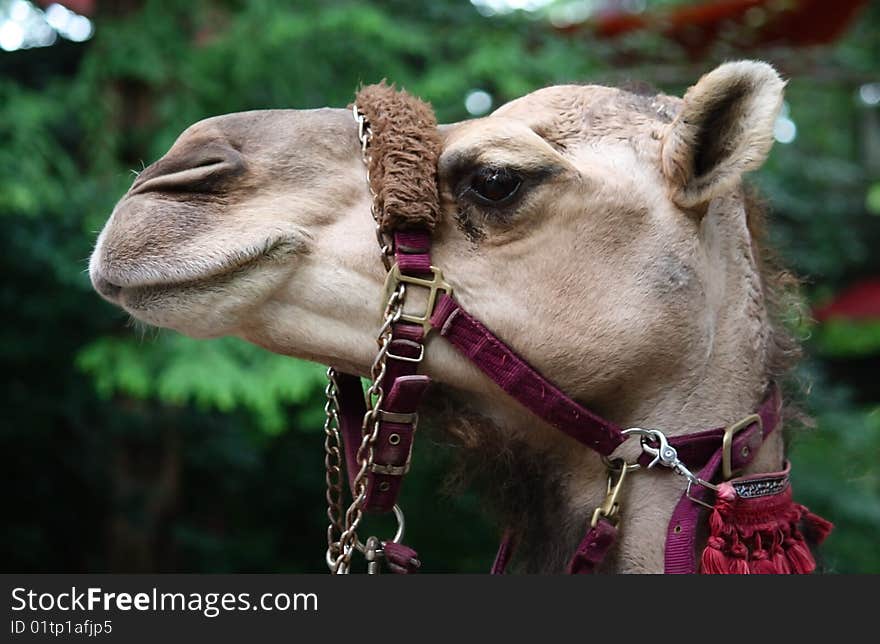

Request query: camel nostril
[{"left": 129, "top": 142, "right": 244, "bottom": 195}]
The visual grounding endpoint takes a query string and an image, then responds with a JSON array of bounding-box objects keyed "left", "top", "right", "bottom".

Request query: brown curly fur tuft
[{"left": 353, "top": 82, "right": 442, "bottom": 232}]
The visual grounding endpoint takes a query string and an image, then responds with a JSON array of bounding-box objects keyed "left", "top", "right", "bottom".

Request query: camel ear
[{"left": 661, "top": 61, "right": 785, "bottom": 208}]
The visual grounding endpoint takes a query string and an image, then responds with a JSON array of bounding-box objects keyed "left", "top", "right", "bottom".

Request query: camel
[{"left": 89, "top": 60, "right": 803, "bottom": 573}]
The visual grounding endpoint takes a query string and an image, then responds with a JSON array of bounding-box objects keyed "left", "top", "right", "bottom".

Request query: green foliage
[
  {"left": 813, "top": 320, "right": 880, "bottom": 357},
  {"left": 3, "top": 0, "right": 880, "bottom": 572},
  {"left": 77, "top": 335, "right": 326, "bottom": 433},
  {"left": 789, "top": 376, "right": 880, "bottom": 573}
]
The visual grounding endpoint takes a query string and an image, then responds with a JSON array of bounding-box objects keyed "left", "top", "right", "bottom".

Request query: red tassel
[
  {"left": 728, "top": 541, "right": 750, "bottom": 574},
  {"left": 770, "top": 532, "right": 792, "bottom": 574},
  {"left": 800, "top": 508, "right": 834, "bottom": 544},
  {"left": 784, "top": 535, "right": 817, "bottom": 574},
  {"left": 700, "top": 536, "right": 730, "bottom": 574},
  {"left": 698, "top": 475, "right": 831, "bottom": 575},
  {"left": 707, "top": 483, "right": 735, "bottom": 533},
  {"left": 749, "top": 534, "right": 779, "bottom": 574}
]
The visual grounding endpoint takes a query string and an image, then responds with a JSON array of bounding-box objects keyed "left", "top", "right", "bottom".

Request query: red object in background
[
  {"left": 814, "top": 279, "right": 880, "bottom": 322},
  {"left": 559, "top": 0, "right": 868, "bottom": 57},
  {"left": 34, "top": 0, "right": 95, "bottom": 16}
]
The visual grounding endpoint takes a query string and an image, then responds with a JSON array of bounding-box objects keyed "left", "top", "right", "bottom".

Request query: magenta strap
[
  {"left": 394, "top": 229, "right": 432, "bottom": 275},
  {"left": 490, "top": 530, "right": 517, "bottom": 575},
  {"left": 430, "top": 293, "right": 625, "bottom": 455},
  {"left": 335, "top": 372, "right": 368, "bottom": 494},
  {"left": 567, "top": 519, "right": 619, "bottom": 574}
]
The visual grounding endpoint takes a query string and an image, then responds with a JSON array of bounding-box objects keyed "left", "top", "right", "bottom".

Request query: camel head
[
  {"left": 90, "top": 60, "right": 791, "bottom": 572},
  {"left": 90, "top": 60, "right": 785, "bottom": 429}
]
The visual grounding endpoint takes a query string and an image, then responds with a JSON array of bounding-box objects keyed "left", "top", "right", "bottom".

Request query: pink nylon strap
[
  {"left": 382, "top": 541, "right": 422, "bottom": 574},
  {"left": 567, "top": 518, "right": 619, "bottom": 574},
  {"left": 430, "top": 293, "right": 625, "bottom": 455},
  {"left": 362, "top": 374, "right": 429, "bottom": 512},
  {"left": 490, "top": 529, "right": 517, "bottom": 575},
  {"left": 335, "top": 372, "right": 368, "bottom": 493},
  {"left": 395, "top": 230, "right": 432, "bottom": 275}
]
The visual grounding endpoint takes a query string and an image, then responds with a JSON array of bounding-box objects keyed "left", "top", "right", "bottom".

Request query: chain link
[
  {"left": 353, "top": 104, "right": 394, "bottom": 270},
  {"left": 323, "top": 105, "right": 406, "bottom": 573},
  {"left": 331, "top": 284, "right": 405, "bottom": 573},
  {"left": 323, "top": 368, "right": 345, "bottom": 568}
]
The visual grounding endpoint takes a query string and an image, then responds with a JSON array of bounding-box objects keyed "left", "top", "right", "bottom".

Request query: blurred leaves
[
  {"left": 77, "top": 335, "right": 325, "bottom": 434},
  {"left": 812, "top": 320, "right": 880, "bottom": 357}
]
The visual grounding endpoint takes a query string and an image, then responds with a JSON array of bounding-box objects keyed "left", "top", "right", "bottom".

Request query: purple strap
[
  {"left": 383, "top": 542, "right": 421, "bottom": 574},
  {"left": 335, "top": 233, "right": 434, "bottom": 515},
  {"left": 395, "top": 230, "right": 432, "bottom": 275},
  {"left": 430, "top": 293, "right": 625, "bottom": 455},
  {"left": 335, "top": 372, "right": 368, "bottom": 493},
  {"left": 362, "top": 374, "right": 429, "bottom": 512},
  {"left": 490, "top": 530, "right": 517, "bottom": 575},
  {"left": 636, "top": 386, "right": 782, "bottom": 472},
  {"left": 567, "top": 518, "right": 619, "bottom": 574}
]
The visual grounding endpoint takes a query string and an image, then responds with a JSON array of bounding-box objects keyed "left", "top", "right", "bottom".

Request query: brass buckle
[
  {"left": 722, "top": 413, "right": 762, "bottom": 481},
  {"left": 383, "top": 264, "right": 453, "bottom": 334},
  {"left": 369, "top": 462, "right": 411, "bottom": 476},
  {"left": 377, "top": 410, "right": 418, "bottom": 426},
  {"left": 386, "top": 339, "right": 425, "bottom": 364}
]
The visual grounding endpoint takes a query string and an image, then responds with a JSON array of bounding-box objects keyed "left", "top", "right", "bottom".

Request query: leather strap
[
  {"left": 490, "top": 529, "right": 517, "bottom": 575},
  {"left": 430, "top": 293, "right": 625, "bottom": 456},
  {"left": 336, "top": 367, "right": 426, "bottom": 510},
  {"left": 335, "top": 372, "right": 368, "bottom": 494},
  {"left": 567, "top": 519, "right": 619, "bottom": 574}
]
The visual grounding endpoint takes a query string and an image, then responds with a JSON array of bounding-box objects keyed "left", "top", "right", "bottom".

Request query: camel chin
[
  {"left": 89, "top": 201, "right": 305, "bottom": 338},
  {"left": 111, "top": 259, "right": 297, "bottom": 339}
]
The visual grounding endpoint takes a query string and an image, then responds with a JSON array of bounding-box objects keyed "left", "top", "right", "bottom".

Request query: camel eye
[{"left": 469, "top": 167, "right": 522, "bottom": 205}]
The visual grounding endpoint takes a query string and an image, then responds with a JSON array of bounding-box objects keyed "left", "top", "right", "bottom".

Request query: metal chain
[
  {"left": 331, "top": 283, "right": 405, "bottom": 573},
  {"left": 323, "top": 105, "right": 406, "bottom": 573},
  {"left": 323, "top": 368, "right": 345, "bottom": 568},
  {"left": 354, "top": 104, "right": 394, "bottom": 270}
]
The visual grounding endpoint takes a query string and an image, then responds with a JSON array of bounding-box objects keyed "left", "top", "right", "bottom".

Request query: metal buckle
[
  {"left": 382, "top": 264, "right": 452, "bottom": 334},
  {"left": 722, "top": 413, "right": 762, "bottom": 481},
  {"left": 386, "top": 339, "right": 425, "bottom": 363},
  {"left": 369, "top": 462, "right": 411, "bottom": 476},
  {"left": 377, "top": 410, "right": 419, "bottom": 426}
]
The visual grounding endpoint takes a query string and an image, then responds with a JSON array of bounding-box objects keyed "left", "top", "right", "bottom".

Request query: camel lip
[{"left": 90, "top": 235, "right": 303, "bottom": 306}]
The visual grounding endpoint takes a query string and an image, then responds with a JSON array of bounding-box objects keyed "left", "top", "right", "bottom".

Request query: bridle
[{"left": 321, "top": 83, "right": 831, "bottom": 575}]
